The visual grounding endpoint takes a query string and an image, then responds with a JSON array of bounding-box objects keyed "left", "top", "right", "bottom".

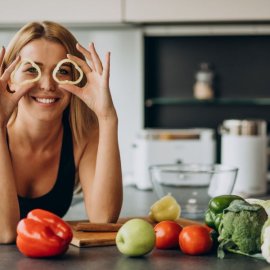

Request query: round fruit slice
[
  {"left": 11, "top": 58, "right": 41, "bottom": 86},
  {"left": 149, "top": 194, "right": 181, "bottom": 222},
  {"left": 52, "top": 59, "right": 83, "bottom": 85}
]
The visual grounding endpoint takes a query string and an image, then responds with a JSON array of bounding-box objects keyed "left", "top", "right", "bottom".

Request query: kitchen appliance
[
  {"left": 132, "top": 128, "right": 216, "bottom": 190},
  {"left": 220, "top": 119, "right": 268, "bottom": 196}
]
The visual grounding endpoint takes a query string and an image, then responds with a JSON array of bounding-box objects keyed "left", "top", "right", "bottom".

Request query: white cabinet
[
  {"left": 0, "top": 0, "right": 122, "bottom": 24},
  {"left": 124, "top": 0, "right": 270, "bottom": 22}
]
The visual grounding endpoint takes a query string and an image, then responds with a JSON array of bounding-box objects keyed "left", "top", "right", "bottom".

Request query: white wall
[{"left": 0, "top": 26, "right": 144, "bottom": 182}]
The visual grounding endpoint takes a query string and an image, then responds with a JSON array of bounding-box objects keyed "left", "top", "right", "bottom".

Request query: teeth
[{"left": 35, "top": 98, "right": 57, "bottom": 104}]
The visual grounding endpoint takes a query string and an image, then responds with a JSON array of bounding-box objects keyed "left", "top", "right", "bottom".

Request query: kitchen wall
[{"left": 2, "top": 0, "right": 270, "bottom": 185}]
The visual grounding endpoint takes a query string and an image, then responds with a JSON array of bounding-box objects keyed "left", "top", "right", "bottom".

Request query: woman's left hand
[{"left": 59, "top": 43, "right": 116, "bottom": 121}]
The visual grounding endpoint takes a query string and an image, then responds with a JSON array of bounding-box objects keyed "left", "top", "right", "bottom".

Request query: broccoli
[{"left": 218, "top": 199, "right": 268, "bottom": 258}]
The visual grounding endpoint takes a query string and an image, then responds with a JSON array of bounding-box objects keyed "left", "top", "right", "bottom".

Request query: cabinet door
[
  {"left": 124, "top": 0, "right": 270, "bottom": 22},
  {"left": 0, "top": 0, "right": 122, "bottom": 24}
]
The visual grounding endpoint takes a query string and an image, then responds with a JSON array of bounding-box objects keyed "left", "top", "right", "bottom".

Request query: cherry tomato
[
  {"left": 179, "top": 224, "right": 213, "bottom": 255},
  {"left": 154, "top": 221, "right": 183, "bottom": 249}
]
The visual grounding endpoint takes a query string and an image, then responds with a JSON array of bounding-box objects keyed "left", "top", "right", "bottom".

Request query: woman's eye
[
  {"left": 57, "top": 68, "right": 70, "bottom": 76},
  {"left": 26, "top": 67, "right": 38, "bottom": 73}
]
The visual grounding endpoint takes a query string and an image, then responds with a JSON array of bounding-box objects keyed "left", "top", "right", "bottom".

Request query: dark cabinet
[{"left": 144, "top": 34, "right": 270, "bottom": 130}]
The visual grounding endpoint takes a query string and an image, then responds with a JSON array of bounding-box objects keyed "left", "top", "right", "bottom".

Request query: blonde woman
[{"left": 0, "top": 21, "right": 123, "bottom": 243}]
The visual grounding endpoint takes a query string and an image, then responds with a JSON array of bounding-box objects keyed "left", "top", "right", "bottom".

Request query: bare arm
[
  {"left": 0, "top": 128, "right": 20, "bottom": 243},
  {"left": 60, "top": 43, "right": 123, "bottom": 222},
  {"left": 78, "top": 116, "right": 123, "bottom": 223},
  {"left": 0, "top": 48, "right": 34, "bottom": 243}
]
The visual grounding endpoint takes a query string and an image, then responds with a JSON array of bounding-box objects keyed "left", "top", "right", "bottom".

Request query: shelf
[{"left": 145, "top": 98, "right": 270, "bottom": 107}]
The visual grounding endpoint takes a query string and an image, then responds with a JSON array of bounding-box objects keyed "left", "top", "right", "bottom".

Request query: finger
[
  {"left": 89, "top": 43, "right": 103, "bottom": 75},
  {"left": 1, "top": 55, "right": 20, "bottom": 82},
  {"left": 103, "top": 52, "right": 110, "bottom": 82},
  {"left": 76, "top": 43, "right": 95, "bottom": 71},
  {"left": 67, "top": 54, "right": 92, "bottom": 75},
  {"left": 0, "top": 46, "right": 5, "bottom": 76},
  {"left": 11, "top": 82, "right": 35, "bottom": 102},
  {"left": 59, "top": 84, "right": 82, "bottom": 98}
]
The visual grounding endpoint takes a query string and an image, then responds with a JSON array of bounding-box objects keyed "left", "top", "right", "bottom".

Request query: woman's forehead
[{"left": 19, "top": 39, "right": 67, "bottom": 63}]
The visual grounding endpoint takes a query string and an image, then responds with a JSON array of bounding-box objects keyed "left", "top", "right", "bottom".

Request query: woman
[{"left": 0, "top": 21, "right": 123, "bottom": 243}]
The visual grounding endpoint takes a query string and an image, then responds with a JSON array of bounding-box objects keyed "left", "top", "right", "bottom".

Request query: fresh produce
[
  {"left": 11, "top": 58, "right": 41, "bottom": 86},
  {"left": 154, "top": 221, "right": 182, "bottom": 249},
  {"left": 245, "top": 198, "right": 270, "bottom": 216},
  {"left": 52, "top": 59, "right": 84, "bottom": 85},
  {"left": 116, "top": 218, "right": 156, "bottom": 257},
  {"left": 179, "top": 224, "right": 213, "bottom": 255},
  {"left": 261, "top": 221, "right": 270, "bottom": 263},
  {"left": 204, "top": 194, "right": 245, "bottom": 231},
  {"left": 16, "top": 209, "right": 73, "bottom": 258},
  {"left": 149, "top": 194, "right": 181, "bottom": 222},
  {"left": 217, "top": 199, "right": 267, "bottom": 258}
]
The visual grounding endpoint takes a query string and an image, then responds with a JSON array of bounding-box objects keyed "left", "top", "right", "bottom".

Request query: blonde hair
[{"left": 2, "top": 21, "right": 97, "bottom": 145}]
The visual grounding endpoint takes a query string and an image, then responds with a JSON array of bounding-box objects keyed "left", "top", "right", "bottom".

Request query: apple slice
[{"left": 149, "top": 194, "right": 181, "bottom": 222}]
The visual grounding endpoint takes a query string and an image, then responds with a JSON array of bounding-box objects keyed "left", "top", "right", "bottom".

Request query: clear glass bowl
[{"left": 150, "top": 163, "right": 238, "bottom": 220}]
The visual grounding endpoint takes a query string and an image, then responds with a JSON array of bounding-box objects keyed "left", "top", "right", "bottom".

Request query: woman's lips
[{"left": 32, "top": 97, "right": 60, "bottom": 104}]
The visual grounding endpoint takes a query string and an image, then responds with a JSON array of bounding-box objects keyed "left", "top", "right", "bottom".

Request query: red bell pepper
[{"left": 16, "top": 209, "right": 73, "bottom": 258}]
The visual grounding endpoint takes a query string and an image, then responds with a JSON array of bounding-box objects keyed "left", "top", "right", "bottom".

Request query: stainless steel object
[
  {"left": 219, "top": 119, "right": 267, "bottom": 136},
  {"left": 220, "top": 119, "right": 268, "bottom": 196}
]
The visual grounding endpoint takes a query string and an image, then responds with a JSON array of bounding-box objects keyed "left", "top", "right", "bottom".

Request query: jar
[
  {"left": 193, "top": 63, "right": 214, "bottom": 100},
  {"left": 219, "top": 119, "right": 268, "bottom": 196}
]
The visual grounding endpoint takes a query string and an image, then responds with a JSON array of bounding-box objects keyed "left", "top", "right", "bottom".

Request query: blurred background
[{"left": 1, "top": 0, "right": 270, "bottom": 192}]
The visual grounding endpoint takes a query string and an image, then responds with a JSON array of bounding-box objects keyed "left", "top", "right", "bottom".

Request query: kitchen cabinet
[
  {"left": 0, "top": 0, "right": 122, "bottom": 25},
  {"left": 124, "top": 0, "right": 270, "bottom": 23}
]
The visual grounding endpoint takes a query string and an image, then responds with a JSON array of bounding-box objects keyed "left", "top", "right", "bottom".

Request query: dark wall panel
[{"left": 144, "top": 35, "right": 270, "bottom": 128}]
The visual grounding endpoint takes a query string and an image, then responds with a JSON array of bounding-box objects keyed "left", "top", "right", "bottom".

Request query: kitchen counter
[
  {"left": 1, "top": 186, "right": 270, "bottom": 269},
  {"left": 1, "top": 244, "right": 268, "bottom": 270}
]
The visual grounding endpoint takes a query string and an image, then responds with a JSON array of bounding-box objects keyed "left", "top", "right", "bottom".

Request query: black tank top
[{"left": 10, "top": 111, "right": 76, "bottom": 219}]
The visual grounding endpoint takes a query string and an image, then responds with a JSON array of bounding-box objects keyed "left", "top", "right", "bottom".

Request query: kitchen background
[{"left": 1, "top": 0, "right": 270, "bottom": 188}]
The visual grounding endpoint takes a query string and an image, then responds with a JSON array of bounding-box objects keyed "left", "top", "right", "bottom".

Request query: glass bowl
[{"left": 149, "top": 163, "right": 238, "bottom": 220}]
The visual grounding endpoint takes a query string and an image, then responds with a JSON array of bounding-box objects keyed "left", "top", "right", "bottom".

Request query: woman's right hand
[{"left": 0, "top": 47, "right": 32, "bottom": 129}]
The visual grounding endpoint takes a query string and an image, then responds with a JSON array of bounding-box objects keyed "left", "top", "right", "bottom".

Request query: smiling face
[{"left": 9, "top": 38, "right": 72, "bottom": 122}]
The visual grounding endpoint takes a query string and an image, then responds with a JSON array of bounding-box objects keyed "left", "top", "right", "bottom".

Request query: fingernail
[{"left": 0, "top": 46, "right": 4, "bottom": 54}]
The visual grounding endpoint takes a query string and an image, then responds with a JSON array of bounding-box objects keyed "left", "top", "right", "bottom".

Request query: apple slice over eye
[
  {"left": 11, "top": 58, "right": 41, "bottom": 86},
  {"left": 53, "top": 59, "right": 83, "bottom": 85}
]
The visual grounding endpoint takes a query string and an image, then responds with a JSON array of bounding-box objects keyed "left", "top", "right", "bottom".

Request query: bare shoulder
[{"left": 73, "top": 125, "right": 99, "bottom": 169}]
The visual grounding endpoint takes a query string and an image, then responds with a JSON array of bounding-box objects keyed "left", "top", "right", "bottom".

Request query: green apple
[{"left": 116, "top": 218, "right": 155, "bottom": 257}]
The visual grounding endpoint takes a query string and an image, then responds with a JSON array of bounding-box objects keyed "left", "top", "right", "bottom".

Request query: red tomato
[
  {"left": 179, "top": 224, "right": 213, "bottom": 255},
  {"left": 154, "top": 221, "right": 183, "bottom": 249}
]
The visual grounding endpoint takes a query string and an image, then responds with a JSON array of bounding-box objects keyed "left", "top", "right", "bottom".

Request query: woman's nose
[{"left": 39, "top": 73, "right": 57, "bottom": 91}]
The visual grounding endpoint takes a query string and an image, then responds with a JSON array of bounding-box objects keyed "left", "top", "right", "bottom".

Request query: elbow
[
  {"left": 88, "top": 207, "right": 122, "bottom": 224},
  {"left": 89, "top": 213, "right": 120, "bottom": 224},
  {"left": 87, "top": 194, "right": 123, "bottom": 223},
  {"left": 0, "top": 231, "right": 17, "bottom": 244}
]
